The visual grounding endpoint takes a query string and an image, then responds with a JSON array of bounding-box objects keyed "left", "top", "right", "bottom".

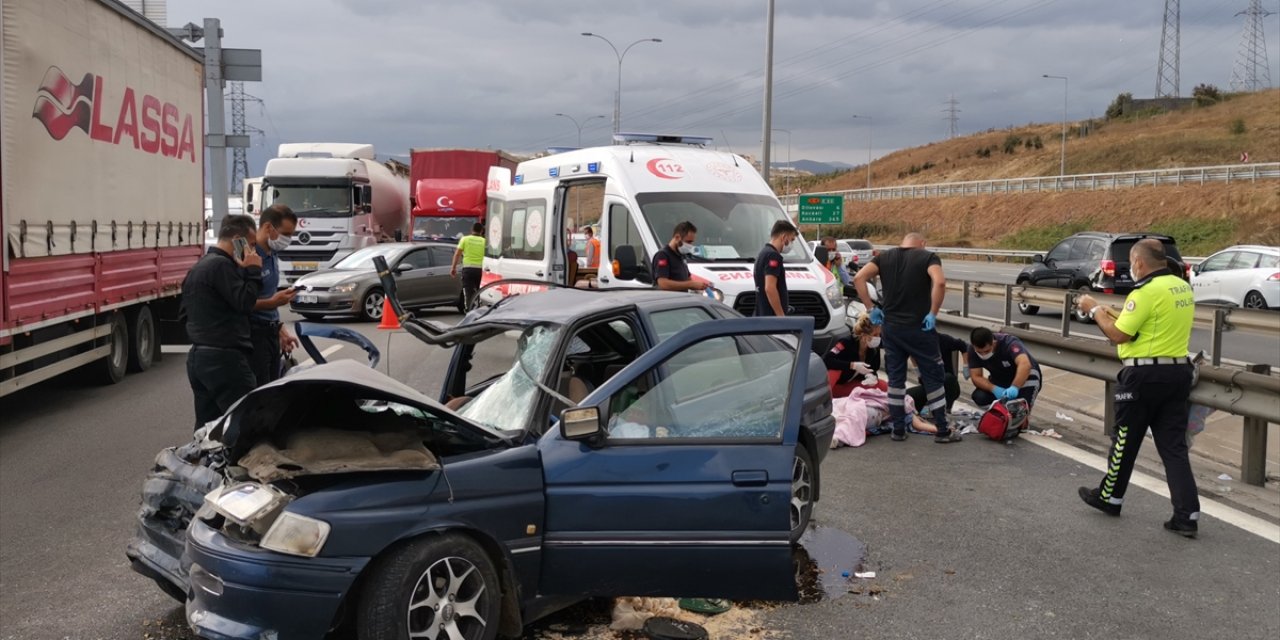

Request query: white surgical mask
[
  {"left": 678, "top": 243, "right": 696, "bottom": 255},
  {"left": 866, "top": 336, "right": 881, "bottom": 348},
  {"left": 976, "top": 350, "right": 994, "bottom": 361},
  {"left": 269, "top": 234, "right": 292, "bottom": 252}
]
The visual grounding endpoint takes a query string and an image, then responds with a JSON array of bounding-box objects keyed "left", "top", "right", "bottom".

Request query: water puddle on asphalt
[{"left": 793, "top": 526, "right": 868, "bottom": 603}]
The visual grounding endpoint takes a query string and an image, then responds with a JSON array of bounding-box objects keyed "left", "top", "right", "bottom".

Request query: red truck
[
  {"left": 409, "top": 149, "right": 519, "bottom": 242},
  {"left": 1, "top": 0, "right": 206, "bottom": 396}
]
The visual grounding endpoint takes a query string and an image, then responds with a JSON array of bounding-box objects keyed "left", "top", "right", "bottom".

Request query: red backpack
[{"left": 978, "top": 399, "right": 1030, "bottom": 441}]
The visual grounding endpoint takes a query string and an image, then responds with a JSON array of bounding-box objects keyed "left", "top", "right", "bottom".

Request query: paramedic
[
  {"left": 652, "top": 221, "right": 709, "bottom": 292},
  {"left": 823, "top": 312, "right": 883, "bottom": 397},
  {"left": 753, "top": 220, "right": 799, "bottom": 317},
  {"left": 248, "top": 204, "right": 299, "bottom": 386},
  {"left": 450, "top": 222, "right": 486, "bottom": 311},
  {"left": 585, "top": 226, "right": 602, "bottom": 270},
  {"left": 853, "top": 232, "right": 959, "bottom": 443},
  {"left": 967, "top": 327, "right": 1042, "bottom": 408},
  {"left": 1076, "top": 238, "right": 1199, "bottom": 538}
]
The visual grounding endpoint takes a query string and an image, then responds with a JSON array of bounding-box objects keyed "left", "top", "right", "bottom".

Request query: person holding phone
[
  {"left": 182, "top": 214, "right": 264, "bottom": 429},
  {"left": 248, "top": 204, "right": 299, "bottom": 385}
]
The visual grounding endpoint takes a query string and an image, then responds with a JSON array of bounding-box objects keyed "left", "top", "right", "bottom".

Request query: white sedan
[{"left": 1190, "top": 245, "right": 1279, "bottom": 309}]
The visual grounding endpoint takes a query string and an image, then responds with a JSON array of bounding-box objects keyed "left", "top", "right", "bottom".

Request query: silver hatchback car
[{"left": 290, "top": 242, "right": 463, "bottom": 321}]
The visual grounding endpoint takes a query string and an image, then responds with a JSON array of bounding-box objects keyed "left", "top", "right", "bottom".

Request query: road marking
[
  {"left": 296, "top": 344, "right": 344, "bottom": 368},
  {"left": 1022, "top": 434, "right": 1280, "bottom": 543}
]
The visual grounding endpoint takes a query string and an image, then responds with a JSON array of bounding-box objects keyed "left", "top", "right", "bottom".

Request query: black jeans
[
  {"left": 1096, "top": 364, "right": 1200, "bottom": 520},
  {"left": 249, "top": 321, "right": 282, "bottom": 387},
  {"left": 460, "top": 267, "right": 482, "bottom": 311},
  {"left": 908, "top": 373, "right": 960, "bottom": 414},
  {"left": 187, "top": 346, "right": 256, "bottom": 429},
  {"left": 883, "top": 323, "right": 950, "bottom": 435}
]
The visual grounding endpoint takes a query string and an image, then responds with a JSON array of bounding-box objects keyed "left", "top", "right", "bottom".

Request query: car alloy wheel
[
  {"left": 1244, "top": 291, "right": 1267, "bottom": 309},
  {"left": 1072, "top": 286, "right": 1093, "bottom": 323},
  {"left": 407, "top": 556, "right": 490, "bottom": 640},
  {"left": 362, "top": 289, "right": 385, "bottom": 322},
  {"left": 790, "top": 447, "right": 814, "bottom": 541}
]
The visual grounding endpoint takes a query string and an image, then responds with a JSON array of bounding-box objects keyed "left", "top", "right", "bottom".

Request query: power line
[
  {"left": 1156, "top": 0, "right": 1181, "bottom": 98},
  {"left": 944, "top": 95, "right": 961, "bottom": 138},
  {"left": 1230, "top": 0, "right": 1275, "bottom": 91}
]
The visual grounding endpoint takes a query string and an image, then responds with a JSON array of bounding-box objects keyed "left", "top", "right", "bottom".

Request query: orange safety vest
[{"left": 587, "top": 237, "right": 602, "bottom": 269}]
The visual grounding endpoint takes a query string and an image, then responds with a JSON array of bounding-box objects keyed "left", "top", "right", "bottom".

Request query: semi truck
[
  {"left": 409, "top": 149, "right": 519, "bottom": 242},
  {"left": 261, "top": 143, "right": 410, "bottom": 283},
  {"left": 1, "top": 0, "right": 206, "bottom": 397}
]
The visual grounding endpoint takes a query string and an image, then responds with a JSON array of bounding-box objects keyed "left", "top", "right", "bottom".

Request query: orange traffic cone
[{"left": 377, "top": 297, "right": 401, "bottom": 330}]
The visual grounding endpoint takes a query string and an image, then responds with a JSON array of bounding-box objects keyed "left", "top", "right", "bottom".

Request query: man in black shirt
[
  {"left": 753, "top": 220, "right": 798, "bottom": 316},
  {"left": 967, "top": 327, "right": 1042, "bottom": 409},
  {"left": 182, "top": 215, "right": 263, "bottom": 428},
  {"left": 854, "top": 232, "right": 959, "bottom": 443},
  {"left": 652, "top": 221, "right": 709, "bottom": 292}
]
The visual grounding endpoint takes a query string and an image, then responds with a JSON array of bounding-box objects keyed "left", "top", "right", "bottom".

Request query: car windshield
[
  {"left": 332, "top": 245, "right": 406, "bottom": 270},
  {"left": 847, "top": 240, "right": 873, "bottom": 250},
  {"left": 268, "top": 185, "right": 352, "bottom": 217},
  {"left": 457, "top": 323, "right": 562, "bottom": 434},
  {"left": 413, "top": 217, "right": 474, "bottom": 242},
  {"left": 636, "top": 192, "right": 812, "bottom": 263}
]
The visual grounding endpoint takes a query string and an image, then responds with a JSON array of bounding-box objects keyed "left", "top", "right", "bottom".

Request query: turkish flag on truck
[{"left": 413, "top": 178, "right": 486, "bottom": 216}]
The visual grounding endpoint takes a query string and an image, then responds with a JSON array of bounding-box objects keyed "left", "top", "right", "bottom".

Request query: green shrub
[
  {"left": 1105, "top": 92, "right": 1133, "bottom": 120},
  {"left": 1192, "top": 83, "right": 1222, "bottom": 107},
  {"left": 1229, "top": 118, "right": 1246, "bottom": 135}
]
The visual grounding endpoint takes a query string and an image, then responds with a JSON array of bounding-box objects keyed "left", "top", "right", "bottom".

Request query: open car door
[{"left": 537, "top": 317, "right": 810, "bottom": 601}]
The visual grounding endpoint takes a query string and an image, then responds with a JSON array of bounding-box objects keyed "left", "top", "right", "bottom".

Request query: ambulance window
[{"left": 608, "top": 203, "right": 651, "bottom": 283}]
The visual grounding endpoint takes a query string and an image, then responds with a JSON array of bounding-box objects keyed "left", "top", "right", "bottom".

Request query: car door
[
  {"left": 1192, "top": 251, "right": 1235, "bottom": 304},
  {"left": 599, "top": 198, "right": 654, "bottom": 289},
  {"left": 1033, "top": 239, "right": 1073, "bottom": 287},
  {"left": 391, "top": 248, "right": 436, "bottom": 306},
  {"left": 1220, "top": 251, "right": 1263, "bottom": 306},
  {"left": 537, "top": 317, "right": 810, "bottom": 601},
  {"left": 428, "top": 245, "right": 462, "bottom": 303}
]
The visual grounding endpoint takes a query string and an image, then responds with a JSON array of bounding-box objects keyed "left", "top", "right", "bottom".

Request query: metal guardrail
[
  {"left": 940, "top": 280, "right": 1279, "bottom": 486},
  {"left": 871, "top": 244, "right": 1207, "bottom": 265},
  {"left": 791, "top": 162, "right": 1280, "bottom": 203}
]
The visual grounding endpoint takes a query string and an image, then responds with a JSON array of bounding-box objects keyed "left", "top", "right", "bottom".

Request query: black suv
[{"left": 1017, "top": 232, "right": 1190, "bottom": 321}]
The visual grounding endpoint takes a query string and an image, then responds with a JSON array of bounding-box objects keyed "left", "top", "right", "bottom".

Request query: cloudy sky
[{"left": 165, "top": 0, "right": 1278, "bottom": 175}]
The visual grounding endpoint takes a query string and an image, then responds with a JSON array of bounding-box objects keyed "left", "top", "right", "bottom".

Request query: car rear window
[
  {"left": 848, "top": 240, "right": 873, "bottom": 250},
  {"left": 1109, "top": 238, "right": 1182, "bottom": 262}
]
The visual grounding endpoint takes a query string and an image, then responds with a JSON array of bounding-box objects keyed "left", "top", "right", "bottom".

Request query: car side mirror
[
  {"left": 393, "top": 263, "right": 413, "bottom": 275},
  {"left": 1032, "top": 254, "right": 1044, "bottom": 264},
  {"left": 560, "top": 407, "right": 604, "bottom": 441},
  {"left": 1191, "top": 263, "right": 1201, "bottom": 275}
]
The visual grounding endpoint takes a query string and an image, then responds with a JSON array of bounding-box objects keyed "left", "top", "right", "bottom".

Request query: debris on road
[
  {"left": 1055, "top": 411, "right": 1075, "bottom": 422},
  {"left": 854, "top": 571, "right": 877, "bottom": 579}
]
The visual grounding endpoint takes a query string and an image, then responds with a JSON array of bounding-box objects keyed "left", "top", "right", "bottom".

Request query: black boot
[
  {"left": 1163, "top": 518, "right": 1198, "bottom": 538},
  {"left": 1078, "top": 487, "right": 1122, "bottom": 516}
]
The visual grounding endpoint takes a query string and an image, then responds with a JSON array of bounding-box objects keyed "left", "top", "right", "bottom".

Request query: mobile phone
[{"left": 232, "top": 237, "right": 249, "bottom": 261}]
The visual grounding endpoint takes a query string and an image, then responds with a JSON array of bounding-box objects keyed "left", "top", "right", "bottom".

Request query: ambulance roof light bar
[{"left": 613, "top": 132, "right": 713, "bottom": 147}]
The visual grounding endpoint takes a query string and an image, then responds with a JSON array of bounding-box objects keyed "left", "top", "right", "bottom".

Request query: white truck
[
  {"left": 480, "top": 133, "right": 849, "bottom": 351},
  {"left": 260, "top": 143, "right": 410, "bottom": 284}
]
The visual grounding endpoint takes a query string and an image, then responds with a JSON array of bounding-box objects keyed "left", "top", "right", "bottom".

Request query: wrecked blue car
[{"left": 128, "top": 288, "right": 834, "bottom": 640}]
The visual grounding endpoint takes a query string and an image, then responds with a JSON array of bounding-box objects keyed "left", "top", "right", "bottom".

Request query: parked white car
[
  {"left": 808, "top": 239, "right": 854, "bottom": 265},
  {"left": 1190, "top": 245, "right": 1279, "bottom": 309},
  {"left": 840, "top": 238, "right": 876, "bottom": 267}
]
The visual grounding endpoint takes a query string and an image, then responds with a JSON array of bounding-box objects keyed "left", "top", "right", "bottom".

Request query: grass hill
[{"left": 788, "top": 89, "right": 1280, "bottom": 255}]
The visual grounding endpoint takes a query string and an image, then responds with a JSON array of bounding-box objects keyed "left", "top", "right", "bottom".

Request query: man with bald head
[
  {"left": 854, "top": 232, "right": 959, "bottom": 443},
  {"left": 1076, "top": 238, "right": 1200, "bottom": 537}
]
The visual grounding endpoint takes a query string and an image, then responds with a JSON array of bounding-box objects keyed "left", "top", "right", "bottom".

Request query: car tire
[
  {"left": 357, "top": 533, "right": 501, "bottom": 640},
  {"left": 299, "top": 313, "right": 325, "bottom": 321},
  {"left": 790, "top": 445, "right": 815, "bottom": 543},
  {"left": 1016, "top": 279, "right": 1039, "bottom": 316},
  {"left": 125, "top": 305, "right": 156, "bottom": 373},
  {"left": 361, "top": 288, "right": 386, "bottom": 322},
  {"left": 1071, "top": 285, "right": 1093, "bottom": 323},
  {"left": 1244, "top": 291, "right": 1267, "bottom": 310},
  {"left": 95, "top": 312, "right": 129, "bottom": 385}
]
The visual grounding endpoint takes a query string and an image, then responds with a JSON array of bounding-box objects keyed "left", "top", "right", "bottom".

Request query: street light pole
[
  {"left": 851, "top": 115, "right": 873, "bottom": 189},
  {"left": 1042, "top": 74, "right": 1068, "bottom": 176},
  {"left": 761, "top": 0, "right": 776, "bottom": 183},
  {"left": 772, "top": 128, "right": 792, "bottom": 195},
  {"left": 582, "top": 33, "right": 662, "bottom": 136},
  {"left": 554, "top": 113, "right": 606, "bottom": 146}
]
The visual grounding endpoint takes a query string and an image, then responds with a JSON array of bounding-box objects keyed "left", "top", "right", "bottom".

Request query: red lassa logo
[{"left": 31, "top": 66, "right": 197, "bottom": 162}]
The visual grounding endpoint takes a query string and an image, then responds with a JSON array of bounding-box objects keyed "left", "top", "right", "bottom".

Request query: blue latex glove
[
  {"left": 922, "top": 313, "right": 936, "bottom": 331},
  {"left": 1001, "top": 386, "right": 1020, "bottom": 401},
  {"left": 992, "top": 386, "right": 1009, "bottom": 400},
  {"left": 961, "top": 366, "right": 971, "bottom": 379},
  {"left": 869, "top": 308, "right": 884, "bottom": 325}
]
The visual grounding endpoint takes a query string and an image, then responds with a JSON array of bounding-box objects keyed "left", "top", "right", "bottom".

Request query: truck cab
[
  {"left": 481, "top": 134, "right": 849, "bottom": 352},
  {"left": 262, "top": 143, "right": 409, "bottom": 284}
]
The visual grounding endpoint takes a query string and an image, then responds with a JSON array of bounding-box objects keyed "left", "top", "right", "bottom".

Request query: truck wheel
[
  {"left": 96, "top": 312, "right": 129, "bottom": 385},
  {"left": 126, "top": 305, "right": 156, "bottom": 373},
  {"left": 361, "top": 288, "right": 386, "bottom": 322}
]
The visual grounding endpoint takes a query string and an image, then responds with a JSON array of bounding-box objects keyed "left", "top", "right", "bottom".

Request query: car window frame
[
  {"left": 1199, "top": 251, "right": 1236, "bottom": 273},
  {"left": 1228, "top": 252, "right": 1261, "bottom": 270},
  {"left": 397, "top": 247, "right": 434, "bottom": 271},
  {"left": 1046, "top": 238, "right": 1073, "bottom": 263}
]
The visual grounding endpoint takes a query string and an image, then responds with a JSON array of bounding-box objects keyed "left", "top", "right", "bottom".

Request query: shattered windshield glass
[{"left": 457, "top": 324, "right": 562, "bottom": 434}]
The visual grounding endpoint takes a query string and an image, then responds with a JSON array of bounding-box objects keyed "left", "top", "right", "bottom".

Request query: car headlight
[
  {"left": 330, "top": 282, "right": 357, "bottom": 294},
  {"left": 259, "top": 512, "right": 331, "bottom": 558},
  {"left": 206, "top": 482, "right": 289, "bottom": 528},
  {"left": 826, "top": 281, "right": 844, "bottom": 308}
]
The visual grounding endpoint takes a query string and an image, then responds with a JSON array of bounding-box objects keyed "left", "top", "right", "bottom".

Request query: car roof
[
  {"left": 1221, "top": 245, "right": 1280, "bottom": 254},
  {"left": 468, "top": 288, "right": 719, "bottom": 326}
]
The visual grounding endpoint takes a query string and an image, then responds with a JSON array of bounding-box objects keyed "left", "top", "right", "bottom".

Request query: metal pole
[
  {"left": 1043, "top": 74, "right": 1068, "bottom": 176},
  {"left": 1241, "top": 362, "right": 1271, "bottom": 486},
  {"left": 204, "top": 18, "right": 229, "bottom": 230},
  {"left": 761, "top": 0, "right": 775, "bottom": 184},
  {"left": 581, "top": 34, "right": 661, "bottom": 137},
  {"left": 851, "top": 114, "right": 872, "bottom": 188}
]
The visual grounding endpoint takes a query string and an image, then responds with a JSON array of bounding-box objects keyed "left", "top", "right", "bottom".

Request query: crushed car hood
[{"left": 210, "top": 359, "right": 507, "bottom": 458}]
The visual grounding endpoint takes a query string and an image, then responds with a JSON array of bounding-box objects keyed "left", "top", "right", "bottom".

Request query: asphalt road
[
  {"left": 1, "top": 307, "right": 1277, "bottom": 639},
  {"left": 937, "top": 260, "right": 1280, "bottom": 368}
]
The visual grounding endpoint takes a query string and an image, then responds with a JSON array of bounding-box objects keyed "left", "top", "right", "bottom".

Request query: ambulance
[{"left": 481, "top": 133, "right": 849, "bottom": 351}]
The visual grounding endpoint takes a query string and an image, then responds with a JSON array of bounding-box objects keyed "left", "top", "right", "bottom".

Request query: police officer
[
  {"left": 652, "top": 221, "right": 709, "bottom": 292},
  {"left": 248, "top": 204, "right": 299, "bottom": 386},
  {"left": 1076, "top": 238, "right": 1200, "bottom": 538},
  {"left": 753, "top": 220, "right": 798, "bottom": 316},
  {"left": 450, "top": 222, "right": 487, "bottom": 310},
  {"left": 183, "top": 215, "right": 262, "bottom": 429},
  {"left": 854, "top": 232, "right": 960, "bottom": 443},
  {"left": 967, "top": 327, "right": 1042, "bottom": 408}
]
